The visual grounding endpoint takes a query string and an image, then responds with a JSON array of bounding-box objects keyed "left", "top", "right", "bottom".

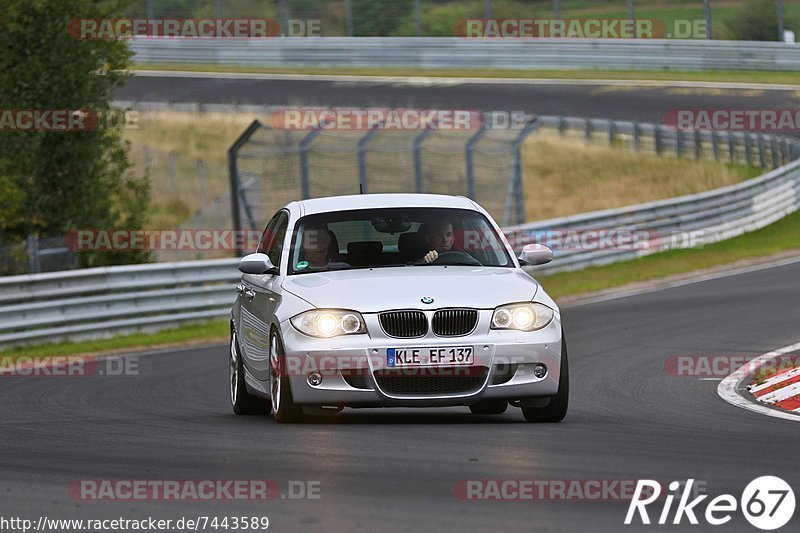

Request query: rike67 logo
[{"left": 626, "top": 477, "right": 795, "bottom": 530}]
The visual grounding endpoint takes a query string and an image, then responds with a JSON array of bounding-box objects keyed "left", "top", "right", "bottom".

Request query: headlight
[
  {"left": 290, "top": 309, "right": 367, "bottom": 338},
  {"left": 491, "top": 303, "right": 554, "bottom": 332}
]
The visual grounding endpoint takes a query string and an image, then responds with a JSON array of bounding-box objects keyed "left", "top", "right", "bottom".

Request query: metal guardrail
[
  {"left": 2, "top": 115, "right": 799, "bottom": 348},
  {"left": 129, "top": 37, "right": 800, "bottom": 71}
]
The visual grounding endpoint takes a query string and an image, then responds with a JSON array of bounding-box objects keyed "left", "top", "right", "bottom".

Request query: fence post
[
  {"left": 484, "top": 0, "right": 492, "bottom": 19},
  {"left": 26, "top": 235, "right": 40, "bottom": 274},
  {"left": 345, "top": 0, "right": 353, "bottom": 36},
  {"left": 357, "top": 124, "right": 382, "bottom": 195},
  {"left": 412, "top": 127, "right": 434, "bottom": 193},
  {"left": 197, "top": 159, "right": 206, "bottom": 211},
  {"left": 465, "top": 123, "right": 488, "bottom": 200},
  {"left": 676, "top": 128, "right": 682, "bottom": 158},
  {"left": 744, "top": 134, "right": 753, "bottom": 167},
  {"left": 632, "top": 122, "right": 640, "bottom": 152},
  {"left": 781, "top": 139, "right": 788, "bottom": 164},
  {"left": 703, "top": 0, "right": 712, "bottom": 39},
  {"left": 558, "top": 116, "right": 567, "bottom": 136},
  {"left": 299, "top": 121, "right": 330, "bottom": 200},
  {"left": 414, "top": 0, "right": 422, "bottom": 36},
  {"left": 506, "top": 119, "right": 539, "bottom": 226},
  {"left": 711, "top": 131, "right": 720, "bottom": 160},
  {"left": 728, "top": 132, "right": 736, "bottom": 162},
  {"left": 608, "top": 120, "right": 616, "bottom": 145},
  {"left": 654, "top": 125, "right": 662, "bottom": 155},
  {"left": 694, "top": 130, "right": 702, "bottom": 160},
  {"left": 770, "top": 136, "right": 779, "bottom": 168},
  {"left": 169, "top": 152, "right": 178, "bottom": 199},
  {"left": 584, "top": 118, "right": 592, "bottom": 140},
  {"left": 228, "top": 120, "right": 262, "bottom": 255},
  {"left": 757, "top": 135, "right": 766, "bottom": 168}
]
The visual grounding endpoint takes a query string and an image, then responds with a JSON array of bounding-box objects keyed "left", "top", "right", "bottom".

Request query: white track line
[
  {"left": 718, "top": 342, "right": 800, "bottom": 422},
  {"left": 130, "top": 69, "right": 800, "bottom": 91},
  {"left": 564, "top": 255, "right": 800, "bottom": 309}
]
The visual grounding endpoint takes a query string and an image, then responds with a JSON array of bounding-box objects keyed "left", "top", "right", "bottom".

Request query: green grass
[
  {"left": 133, "top": 64, "right": 800, "bottom": 86},
  {"left": 537, "top": 208, "right": 800, "bottom": 299},
  {"left": 1, "top": 320, "right": 228, "bottom": 360}
]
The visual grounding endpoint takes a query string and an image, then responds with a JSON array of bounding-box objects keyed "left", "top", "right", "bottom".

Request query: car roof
[{"left": 293, "top": 193, "right": 477, "bottom": 216}]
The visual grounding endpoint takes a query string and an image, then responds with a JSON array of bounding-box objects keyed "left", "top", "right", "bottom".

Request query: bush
[{"left": 723, "top": 0, "right": 797, "bottom": 41}]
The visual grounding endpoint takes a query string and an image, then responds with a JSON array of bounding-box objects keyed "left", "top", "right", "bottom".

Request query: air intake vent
[
  {"left": 374, "top": 366, "right": 488, "bottom": 396},
  {"left": 379, "top": 310, "right": 427, "bottom": 338},
  {"left": 432, "top": 309, "right": 478, "bottom": 336}
]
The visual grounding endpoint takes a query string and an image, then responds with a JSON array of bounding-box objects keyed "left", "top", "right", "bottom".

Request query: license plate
[{"left": 387, "top": 346, "right": 474, "bottom": 367}]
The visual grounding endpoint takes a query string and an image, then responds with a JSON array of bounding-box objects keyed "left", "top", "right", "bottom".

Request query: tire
[
  {"left": 469, "top": 400, "right": 508, "bottom": 415},
  {"left": 522, "top": 334, "right": 569, "bottom": 423},
  {"left": 269, "top": 330, "right": 305, "bottom": 423},
  {"left": 230, "top": 330, "right": 268, "bottom": 415}
]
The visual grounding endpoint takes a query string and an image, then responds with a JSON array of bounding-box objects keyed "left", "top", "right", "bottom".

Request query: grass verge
[
  {"left": 1, "top": 320, "right": 229, "bottom": 361},
  {"left": 133, "top": 64, "right": 800, "bottom": 86},
  {"left": 536, "top": 208, "right": 800, "bottom": 300}
]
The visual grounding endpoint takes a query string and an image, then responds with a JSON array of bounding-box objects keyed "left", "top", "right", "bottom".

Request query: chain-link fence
[
  {"left": 123, "top": 0, "right": 796, "bottom": 41},
  {"left": 228, "top": 112, "right": 538, "bottom": 254},
  {"left": 0, "top": 236, "right": 76, "bottom": 276}
]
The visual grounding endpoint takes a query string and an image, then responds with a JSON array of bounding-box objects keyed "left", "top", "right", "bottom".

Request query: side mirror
[
  {"left": 238, "top": 253, "right": 278, "bottom": 275},
  {"left": 518, "top": 244, "right": 553, "bottom": 266}
]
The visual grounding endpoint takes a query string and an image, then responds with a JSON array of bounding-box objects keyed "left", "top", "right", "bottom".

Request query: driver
[{"left": 418, "top": 220, "right": 455, "bottom": 264}]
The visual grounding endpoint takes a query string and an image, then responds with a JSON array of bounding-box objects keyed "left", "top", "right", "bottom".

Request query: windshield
[{"left": 288, "top": 207, "right": 513, "bottom": 274}]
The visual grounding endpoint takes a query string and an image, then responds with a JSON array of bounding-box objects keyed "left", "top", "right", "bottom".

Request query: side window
[{"left": 266, "top": 213, "right": 289, "bottom": 269}]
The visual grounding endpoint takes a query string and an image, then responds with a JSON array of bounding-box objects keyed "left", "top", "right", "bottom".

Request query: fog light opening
[
  {"left": 533, "top": 364, "right": 548, "bottom": 379},
  {"left": 308, "top": 372, "right": 323, "bottom": 387}
]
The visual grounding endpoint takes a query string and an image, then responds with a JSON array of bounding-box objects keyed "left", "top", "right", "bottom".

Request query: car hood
[{"left": 281, "top": 266, "right": 539, "bottom": 312}]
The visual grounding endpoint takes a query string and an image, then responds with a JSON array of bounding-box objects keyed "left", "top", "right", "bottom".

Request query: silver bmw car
[{"left": 229, "top": 193, "right": 567, "bottom": 423}]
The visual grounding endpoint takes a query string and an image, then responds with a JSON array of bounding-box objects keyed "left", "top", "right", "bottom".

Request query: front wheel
[
  {"left": 230, "top": 330, "right": 268, "bottom": 415},
  {"left": 522, "top": 335, "right": 569, "bottom": 423},
  {"left": 269, "top": 330, "right": 305, "bottom": 423}
]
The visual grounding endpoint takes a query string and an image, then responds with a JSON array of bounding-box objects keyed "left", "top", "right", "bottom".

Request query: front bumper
[{"left": 279, "top": 310, "right": 563, "bottom": 407}]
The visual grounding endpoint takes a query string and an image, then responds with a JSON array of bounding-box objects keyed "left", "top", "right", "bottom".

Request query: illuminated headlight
[
  {"left": 290, "top": 309, "right": 367, "bottom": 338},
  {"left": 491, "top": 303, "right": 554, "bottom": 332}
]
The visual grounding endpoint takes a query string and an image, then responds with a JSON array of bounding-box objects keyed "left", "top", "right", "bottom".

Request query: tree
[{"left": 0, "top": 0, "right": 150, "bottom": 267}]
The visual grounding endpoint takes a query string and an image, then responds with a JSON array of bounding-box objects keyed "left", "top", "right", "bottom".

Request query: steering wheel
[{"left": 431, "top": 250, "right": 482, "bottom": 266}]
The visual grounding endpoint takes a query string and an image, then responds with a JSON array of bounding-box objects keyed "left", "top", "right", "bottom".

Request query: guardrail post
[
  {"left": 357, "top": 124, "right": 382, "bottom": 195},
  {"left": 228, "top": 120, "right": 262, "bottom": 255},
  {"left": 744, "top": 134, "right": 753, "bottom": 167},
  {"left": 757, "top": 135, "right": 766, "bottom": 168},
  {"left": 654, "top": 126, "right": 662, "bottom": 155},
  {"left": 781, "top": 139, "right": 789, "bottom": 164},
  {"left": 584, "top": 118, "right": 592, "bottom": 141},
  {"left": 727, "top": 132, "right": 736, "bottom": 162},
  {"left": 632, "top": 122, "right": 640, "bottom": 152},
  {"left": 770, "top": 136, "right": 779, "bottom": 168},
  {"left": 676, "top": 128, "right": 682, "bottom": 158},
  {"left": 608, "top": 120, "right": 616, "bottom": 145},
  {"left": 465, "top": 123, "right": 488, "bottom": 200},
  {"left": 558, "top": 116, "right": 567, "bottom": 136},
  {"left": 412, "top": 127, "right": 434, "bottom": 193}
]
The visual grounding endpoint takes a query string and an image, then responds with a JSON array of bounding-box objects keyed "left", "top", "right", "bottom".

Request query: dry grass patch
[{"left": 521, "top": 132, "right": 756, "bottom": 221}]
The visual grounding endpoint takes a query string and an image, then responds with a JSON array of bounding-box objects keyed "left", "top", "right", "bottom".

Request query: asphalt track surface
[
  {"left": 2, "top": 260, "right": 799, "bottom": 532},
  {"left": 117, "top": 74, "right": 800, "bottom": 124}
]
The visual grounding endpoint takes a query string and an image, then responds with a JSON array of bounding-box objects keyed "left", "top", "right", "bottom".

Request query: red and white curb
[
  {"left": 718, "top": 341, "right": 800, "bottom": 422},
  {"left": 749, "top": 366, "right": 800, "bottom": 412}
]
